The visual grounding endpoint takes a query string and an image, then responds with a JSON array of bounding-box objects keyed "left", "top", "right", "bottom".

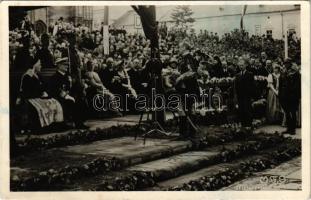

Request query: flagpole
[
  {"left": 284, "top": 29, "right": 288, "bottom": 59},
  {"left": 240, "top": 5, "right": 247, "bottom": 31},
  {"left": 103, "top": 6, "right": 109, "bottom": 55}
]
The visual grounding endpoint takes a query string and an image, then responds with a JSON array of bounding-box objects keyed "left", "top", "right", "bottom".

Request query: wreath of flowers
[
  {"left": 95, "top": 137, "right": 300, "bottom": 191},
  {"left": 168, "top": 141, "right": 301, "bottom": 191},
  {"left": 15, "top": 124, "right": 151, "bottom": 156},
  {"left": 203, "top": 76, "right": 267, "bottom": 88}
]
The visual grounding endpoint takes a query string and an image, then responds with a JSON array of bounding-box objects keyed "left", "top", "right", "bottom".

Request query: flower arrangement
[
  {"left": 168, "top": 140, "right": 301, "bottom": 191},
  {"left": 15, "top": 124, "right": 150, "bottom": 156},
  {"left": 94, "top": 135, "right": 300, "bottom": 191}
]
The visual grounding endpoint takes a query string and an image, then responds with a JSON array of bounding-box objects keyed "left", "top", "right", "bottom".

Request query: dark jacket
[
  {"left": 14, "top": 48, "right": 33, "bottom": 70},
  {"left": 20, "top": 70, "right": 45, "bottom": 99},
  {"left": 49, "top": 71, "right": 71, "bottom": 99},
  {"left": 33, "top": 47, "right": 55, "bottom": 68},
  {"left": 99, "top": 68, "right": 117, "bottom": 91},
  {"left": 279, "top": 70, "right": 301, "bottom": 108},
  {"left": 128, "top": 68, "right": 149, "bottom": 95},
  {"left": 234, "top": 70, "right": 255, "bottom": 100}
]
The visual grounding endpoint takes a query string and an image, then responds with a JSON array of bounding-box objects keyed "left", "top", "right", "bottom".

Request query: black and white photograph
[{"left": 0, "top": 1, "right": 310, "bottom": 198}]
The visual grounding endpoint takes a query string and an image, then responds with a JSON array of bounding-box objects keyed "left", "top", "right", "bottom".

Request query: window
[
  {"left": 288, "top": 28, "right": 296, "bottom": 34},
  {"left": 266, "top": 30, "right": 272, "bottom": 38},
  {"left": 255, "top": 25, "right": 261, "bottom": 36}
]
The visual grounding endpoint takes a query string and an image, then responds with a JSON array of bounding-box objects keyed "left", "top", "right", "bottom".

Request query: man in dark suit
[
  {"left": 279, "top": 58, "right": 301, "bottom": 135},
  {"left": 49, "top": 58, "right": 88, "bottom": 129},
  {"left": 127, "top": 59, "right": 149, "bottom": 95},
  {"left": 234, "top": 57, "right": 255, "bottom": 129}
]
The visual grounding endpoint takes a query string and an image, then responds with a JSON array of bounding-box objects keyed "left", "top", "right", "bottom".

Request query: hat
[
  {"left": 114, "top": 60, "right": 123, "bottom": 67},
  {"left": 195, "top": 49, "right": 201, "bottom": 54},
  {"left": 182, "top": 51, "right": 191, "bottom": 57},
  {"left": 133, "top": 59, "right": 140, "bottom": 63},
  {"left": 200, "top": 61, "right": 208, "bottom": 65},
  {"left": 55, "top": 57, "right": 69, "bottom": 65},
  {"left": 272, "top": 63, "right": 281, "bottom": 70},
  {"left": 106, "top": 57, "right": 114, "bottom": 64},
  {"left": 284, "top": 57, "right": 292, "bottom": 65},
  {"left": 170, "top": 57, "right": 178, "bottom": 64}
]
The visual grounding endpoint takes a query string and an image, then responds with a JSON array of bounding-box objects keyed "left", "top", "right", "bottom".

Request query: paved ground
[
  {"left": 221, "top": 157, "right": 301, "bottom": 191},
  {"left": 254, "top": 125, "right": 301, "bottom": 139}
]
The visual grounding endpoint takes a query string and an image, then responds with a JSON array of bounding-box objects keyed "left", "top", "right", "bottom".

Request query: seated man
[
  {"left": 127, "top": 59, "right": 149, "bottom": 95},
  {"left": 99, "top": 57, "right": 117, "bottom": 92},
  {"left": 49, "top": 58, "right": 88, "bottom": 129}
]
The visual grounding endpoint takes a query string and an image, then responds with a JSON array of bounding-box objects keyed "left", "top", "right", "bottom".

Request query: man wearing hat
[
  {"left": 279, "top": 58, "right": 301, "bottom": 135},
  {"left": 49, "top": 57, "right": 88, "bottom": 129}
]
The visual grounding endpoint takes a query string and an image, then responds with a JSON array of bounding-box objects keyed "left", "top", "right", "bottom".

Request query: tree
[{"left": 170, "top": 6, "right": 195, "bottom": 30}]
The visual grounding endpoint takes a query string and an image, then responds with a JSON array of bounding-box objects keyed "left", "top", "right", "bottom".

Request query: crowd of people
[{"left": 9, "top": 15, "right": 301, "bottom": 136}]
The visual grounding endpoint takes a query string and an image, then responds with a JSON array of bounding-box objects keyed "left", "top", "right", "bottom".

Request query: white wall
[
  {"left": 105, "top": 5, "right": 300, "bottom": 40},
  {"left": 163, "top": 10, "right": 300, "bottom": 39}
]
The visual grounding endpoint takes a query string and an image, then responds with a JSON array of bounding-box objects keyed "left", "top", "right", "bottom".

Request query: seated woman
[
  {"left": 17, "top": 60, "right": 63, "bottom": 131},
  {"left": 113, "top": 60, "right": 137, "bottom": 112},
  {"left": 162, "top": 57, "right": 181, "bottom": 95},
  {"left": 84, "top": 61, "right": 121, "bottom": 116},
  {"left": 114, "top": 60, "right": 137, "bottom": 98}
]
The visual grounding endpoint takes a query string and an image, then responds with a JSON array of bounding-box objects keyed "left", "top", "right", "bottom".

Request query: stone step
[
  {"left": 86, "top": 138, "right": 300, "bottom": 191},
  {"left": 64, "top": 140, "right": 264, "bottom": 190},
  {"left": 148, "top": 148, "right": 301, "bottom": 191},
  {"left": 126, "top": 141, "right": 251, "bottom": 181},
  {"left": 127, "top": 141, "right": 256, "bottom": 181},
  {"left": 11, "top": 137, "right": 192, "bottom": 183}
]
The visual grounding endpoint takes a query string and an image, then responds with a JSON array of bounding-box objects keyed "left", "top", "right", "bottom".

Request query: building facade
[
  {"left": 111, "top": 5, "right": 300, "bottom": 39},
  {"left": 27, "top": 6, "right": 93, "bottom": 35}
]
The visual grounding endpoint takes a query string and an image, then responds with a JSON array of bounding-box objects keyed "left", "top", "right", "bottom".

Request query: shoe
[
  {"left": 75, "top": 123, "right": 89, "bottom": 129},
  {"left": 112, "top": 110, "right": 123, "bottom": 117},
  {"left": 244, "top": 127, "right": 253, "bottom": 133},
  {"left": 281, "top": 130, "right": 290, "bottom": 134},
  {"left": 288, "top": 130, "right": 296, "bottom": 135},
  {"left": 281, "top": 129, "right": 296, "bottom": 135}
]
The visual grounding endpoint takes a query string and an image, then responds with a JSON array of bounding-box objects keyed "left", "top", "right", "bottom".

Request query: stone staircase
[{"left": 11, "top": 125, "right": 301, "bottom": 191}]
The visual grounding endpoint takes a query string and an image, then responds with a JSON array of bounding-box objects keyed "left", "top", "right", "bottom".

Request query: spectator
[
  {"left": 234, "top": 57, "right": 255, "bottom": 129},
  {"left": 32, "top": 33, "right": 55, "bottom": 68},
  {"left": 266, "top": 63, "right": 282, "bottom": 123},
  {"left": 279, "top": 58, "right": 301, "bottom": 135},
  {"left": 49, "top": 58, "right": 88, "bottom": 129}
]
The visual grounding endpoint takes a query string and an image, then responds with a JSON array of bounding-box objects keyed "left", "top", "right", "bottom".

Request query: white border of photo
[{"left": 0, "top": 1, "right": 310, "bottom": 200}]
